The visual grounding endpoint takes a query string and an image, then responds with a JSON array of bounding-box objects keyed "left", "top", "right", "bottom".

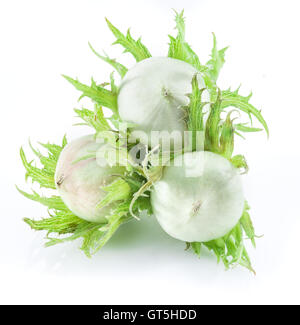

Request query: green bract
[{"left": 19, "top": 10, "right": 267, "bottom": 272}]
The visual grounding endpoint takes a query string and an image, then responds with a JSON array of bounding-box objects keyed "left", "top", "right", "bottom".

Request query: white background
[{"left": 1, "top": 0, "right": 300, "bottom": 305}]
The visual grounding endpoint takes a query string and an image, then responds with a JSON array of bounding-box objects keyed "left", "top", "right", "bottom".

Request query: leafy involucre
[
  {"left": 240, "top": 202, "right": 256, "bottom": 247},
  {"left": 74, "top": 104, "right": 110, "bottom": 132},
  {"left": 186, "top": 75, "right": 206, "bottom": 150},
  {"left": 191, "top": 202, "right": 256, "bottom": 273},
  {"left": 204, "top": 90, "right": 223, "bottom": 152},
  {"left": 173, "top": 9, "right": 185, "bottom": 40},
  {"left": 105, "top": 18, "right": 151, "bottom": 62},
  {"left": 63, "top": 75, "right": 118, "bottom": 113},
  {"left": 17, "top": 188, "right": 67, "bottom": 211},
  {"left": 96, "top": 178, "right": 131, "bottom": 209},
  {"left": 88, "top": 42, "right": 128, "bottom": 78},
  {"left": 167, "top": 9, "right": 221, "bottom": 102},
  {"left": 187, "top": 75, "right": 206, "bottom": 131},
  {"left": 19, "top": 136, "right": 67, "bottom": 189},
  {"left": 44, "top": 208, "right": 131, "bottom": 258},
  {"left": 24, "top": 211, "right": 86, "bottom": 235},
  {"left": 219, "top": 111, "right": 235, "bottom": 159},
  {"left": 168, "top": 10, "right": 204, "bottom": 72},
  {"left": 20, "top": 132, "right": 151, "bottom": 256},
  {"left": 206, "top": 33, "right": 228, "bottom": 83},
  {"left": 185, "top": 63, "right": 261, "bottom": 272},
  {"left": 221, "top": 89, "right": 269, "bottom": 136},
  {"left": 235, "top": 123, "right": 262, "bottom": 133}
]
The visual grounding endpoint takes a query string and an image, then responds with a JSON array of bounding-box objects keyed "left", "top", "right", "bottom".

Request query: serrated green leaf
[
  {"left": 109, "top": 72, "right": 118, "bottom": 94},
  {"left": 173, "top": 9, "right": 185, "bottom": 39},
  {"left": 219, "top": 111, "right": 235, "bottom": 159},
  {"left": 24, "top": 211, "right": 86, "bottom": 235},
  {"left": 17, "top": 187, "right": 67, "bottom": 211},
  {"left": 235, "top": 123, "right": 262, "bottom": 133},
  {"left": 20, "top": 147, "right": 56, "bottom": 189},
  {"left": 240, "top": 206, "right": 256, "bottom": 247},
  {"left": 187, "top": 75, "right": 206, "bottom": 131},
  {"left": 221, "top": 89, "right": 269, "bottom": 136},
  {"left": 82, "top": 215, "right": 127, "bottom": 257},
  {"left": 88, "top": 42, "right": 128, "bottom": 78},
  {"left": 206, "top": 33, "right": 228, "bottom": 82},
  {"left": 29, "top": 141, "right": 57, "bottom": 175},
  {"left": 63, "top": 75, "right": 118, "bottom": 113},
  {"left": 74, "top": 104, "right": 110, "bottom": 132},
  {"left": 187, "top": 75, "right": 207, "bottom": 151},
  {"left": 97, "top": 178, "right": 131, "bottom": 209},
  {"left": 205, "top": 89, "right": 223, "bottom": 152},
  {"left": 20, "top": 136, "right": 66, "bottom": 189},
  {"left": 168, "top": 36, "right": 203, "bottom": 72},
  {"left": 39, "top": 135, "right": 67, "bottom": 157},
  {"left": 168, "top": 10, "right": 204, "bottom": 72},
  {"left": 105, "top": 18, "right": 151, "bottom": 62}
]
